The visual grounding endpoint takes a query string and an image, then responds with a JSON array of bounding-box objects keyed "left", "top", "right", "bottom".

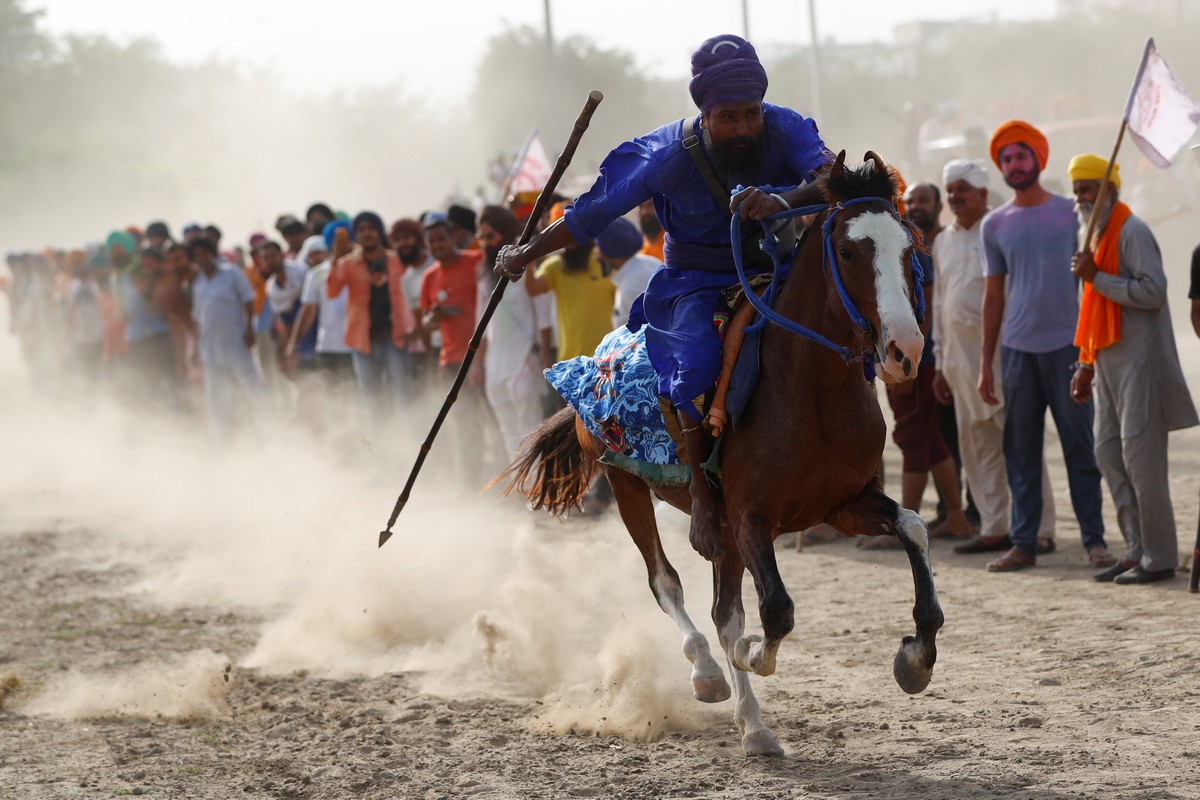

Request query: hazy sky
[{"left": 33, "top": 0, "right": 1054, "bottom": 101}]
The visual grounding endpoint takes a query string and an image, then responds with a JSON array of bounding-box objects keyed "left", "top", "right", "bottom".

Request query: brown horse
[{"left": 504, "top": 152, "right": 944, "bottom": 756}]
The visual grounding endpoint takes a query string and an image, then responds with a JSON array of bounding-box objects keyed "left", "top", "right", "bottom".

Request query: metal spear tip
[{"left": 378, "top": 529, "right": 394, "bottom": 548}]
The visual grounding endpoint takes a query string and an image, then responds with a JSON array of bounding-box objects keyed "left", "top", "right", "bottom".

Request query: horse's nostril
[
  {"left": 902, "top": 356, "right": 913, "bottom": 374},
  {"left": 893, "top": 345, "right": 903, "bottom": 363}
]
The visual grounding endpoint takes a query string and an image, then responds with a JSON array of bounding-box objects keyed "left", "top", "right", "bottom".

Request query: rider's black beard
[{"left": 704, "top": 125, "right": 767, "bottom": 187}]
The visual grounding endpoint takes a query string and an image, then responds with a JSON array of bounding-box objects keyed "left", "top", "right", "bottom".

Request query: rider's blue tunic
[{"left": 562, "top": 103, "right": 829, "bottom": 420}]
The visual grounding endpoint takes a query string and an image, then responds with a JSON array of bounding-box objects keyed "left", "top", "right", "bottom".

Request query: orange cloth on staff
[{"left": 1073, "top": 201, "right": 1132, "bottom": 365}]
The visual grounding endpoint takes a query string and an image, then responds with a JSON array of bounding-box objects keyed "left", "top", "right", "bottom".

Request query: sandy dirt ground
[{"left": 3, "top": 335, "right": 1200, "bottom": 800}]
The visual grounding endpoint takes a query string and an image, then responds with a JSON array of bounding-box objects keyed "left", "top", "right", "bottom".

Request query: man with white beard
[
  {"left": 1067, "top": 153, "right": 1197, "bottom": 584},
  {"left": 931, "top": 159, "right": 1057, "bottom": 557}
]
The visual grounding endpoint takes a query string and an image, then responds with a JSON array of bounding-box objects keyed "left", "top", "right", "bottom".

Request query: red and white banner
[
  {"left": 509, "top": 133, "right": 553, "bottom": 194},
  {"left": 1125, "top": 38, "right": 1200, "bottom": 168}
]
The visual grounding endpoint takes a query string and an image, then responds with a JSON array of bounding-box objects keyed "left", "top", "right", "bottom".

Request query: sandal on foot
[
  {"left": 1088, "top": 546, "right": 1117, "bottom": 568},
  {"left": 1037, "top": 537, "right": 1057, "bottom": 555},
  {"left": 986, "top": 548, "right": 1036, "bottom": 572}
]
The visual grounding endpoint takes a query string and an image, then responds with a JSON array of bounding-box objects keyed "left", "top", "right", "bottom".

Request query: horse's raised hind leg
[
  {"left": 826, "top": 482, "right": 944, "bottom": 694},
  {"left": 604, "top": 465, "right": 731, "bottom": 703},
  {"left": 711, "top": 542, "right": 783, "bottom": 756}
]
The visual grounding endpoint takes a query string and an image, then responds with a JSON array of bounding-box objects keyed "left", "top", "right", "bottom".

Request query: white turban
[{"left": 942, "top": 158, "right": 988, "bottom": 189}]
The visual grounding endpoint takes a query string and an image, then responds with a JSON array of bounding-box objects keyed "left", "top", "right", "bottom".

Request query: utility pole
[
  {"left": 807, "top": 0, "right": 823, "bottom": 121},
  {"left": 742, "top": 0, "right": 750, "bottom": 39},
  {"left": 544, "top": 0, "right": 558, "bottom": 142}
]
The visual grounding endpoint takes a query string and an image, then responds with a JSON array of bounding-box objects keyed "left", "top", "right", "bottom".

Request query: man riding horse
[{"left": 496, "top": 34, "right": 833, "bottom": 562}]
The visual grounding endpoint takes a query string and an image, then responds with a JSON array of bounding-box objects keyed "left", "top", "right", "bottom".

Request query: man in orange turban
[
  {"left": 977, "top": 119, "right": 1114, "bottom": 573},
  {"left": 1067, "top": 154, "right": 1197, "bottom": 584},
  {"left": 988, "top": 119, "right": 1049, "bottom": 186}
]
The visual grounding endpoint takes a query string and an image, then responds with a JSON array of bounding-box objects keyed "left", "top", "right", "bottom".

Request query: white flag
[
  {"left": 510, "top": 134, "right": 553, "bottom": 193},
  {"left": 1125, "top": 38, "right": 1200, "bottom": 168}
]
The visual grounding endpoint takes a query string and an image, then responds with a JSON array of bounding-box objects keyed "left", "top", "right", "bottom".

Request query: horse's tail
[{"left": 495, "top": 407, "right": 596, "bottom": 515}]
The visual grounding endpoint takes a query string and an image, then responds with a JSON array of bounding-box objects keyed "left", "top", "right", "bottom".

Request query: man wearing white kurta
[
  {"left": 476, "top": 206, "right": 553, "bottom": 462},
  {"left": 931, "top": 159, "right": 1055, "bottom": 554}
]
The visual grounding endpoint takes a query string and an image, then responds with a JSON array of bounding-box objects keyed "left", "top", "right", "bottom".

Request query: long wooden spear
[{"left": 378, "top": 90, "right": 604, "bottom": 548}]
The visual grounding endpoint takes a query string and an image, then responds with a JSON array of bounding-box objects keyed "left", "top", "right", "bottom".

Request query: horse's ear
[
  {"left": 863, "top": 151, "right": 885, "bottom": 174},
  {"left": 831, "top": 150, "right": 847, "bottom": 181}
]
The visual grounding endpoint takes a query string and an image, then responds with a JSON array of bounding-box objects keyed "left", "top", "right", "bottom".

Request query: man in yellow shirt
[{"left": 524, "top": 236, "right": 615, "bottom": 361}]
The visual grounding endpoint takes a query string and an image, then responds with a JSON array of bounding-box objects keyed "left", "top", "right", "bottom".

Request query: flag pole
[
  {"left": 500, "top": 126, "right": 539, "bottom": 203},
  {"left": 1078, "top": 120, "right": 1125, "bottom": 252},
  {"left": 1079, "top": 38, "right": 1152, "bottom": 251}
]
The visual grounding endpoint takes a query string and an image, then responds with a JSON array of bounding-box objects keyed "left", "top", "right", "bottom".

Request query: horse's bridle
[{"left": 730, "top": 195, "right": 926, "bottom": 374}]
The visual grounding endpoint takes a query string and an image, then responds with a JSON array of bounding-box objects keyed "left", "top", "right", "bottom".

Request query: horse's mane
[
  {"left": 816, "top": 155, "right": 901, "bottom": 206},
  {"left": 815, "top": 153, "right": 929, "bottom": 253}
]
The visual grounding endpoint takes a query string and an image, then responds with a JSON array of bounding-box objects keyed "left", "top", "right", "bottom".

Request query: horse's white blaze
[{"left": 845, "top": 211, "right": 923, "bottom": 383}]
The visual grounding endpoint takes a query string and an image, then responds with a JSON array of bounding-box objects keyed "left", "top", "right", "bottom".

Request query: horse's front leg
[
  {"left": 605, "top": 466, "right": 730, "bottom": 703},
  {"left": 711, "top": 541, "right": 783, "bottom": 756},
  {"left": 826, "top": 481, "right": 944, "bottom": 694},
  {"left": 728, "top": 511, "right": 792, "bottom": 678}
]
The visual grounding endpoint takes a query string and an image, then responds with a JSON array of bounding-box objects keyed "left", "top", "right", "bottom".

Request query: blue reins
[{"left": 728, "top": 194, "right": 925, "bottom": 371}]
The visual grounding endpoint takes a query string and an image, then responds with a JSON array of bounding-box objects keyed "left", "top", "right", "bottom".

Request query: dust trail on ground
[
  {"left": 529, "top": 616, "right": 711, "bottom": 741},
  {"left": 0, "top": 330, "right": 717, "bottom": 738},
  {"left": 23, "top": 649, "right": 232, "bottom": 721}
]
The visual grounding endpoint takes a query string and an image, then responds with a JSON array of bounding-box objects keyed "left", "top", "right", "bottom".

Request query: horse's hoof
[
  {"left": 742, "top": 728, "right": 785, "bottom": 757},
  {"left": 692, "top": 674, "right": 732, "bottom": 704},
  {"left": 731, "top": 635, "right": 760, "bottom": 673},
  {"left": 893, "top": 641, "right": 933, "bottom": 694}
]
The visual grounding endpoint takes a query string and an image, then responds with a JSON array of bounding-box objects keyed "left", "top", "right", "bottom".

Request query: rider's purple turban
[{"left": 688, "top": 34, "right": 768, "bottom": 113}]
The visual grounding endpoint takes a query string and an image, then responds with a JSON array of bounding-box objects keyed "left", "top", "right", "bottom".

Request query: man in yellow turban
[
  {"left": 1067, "top": 154, "right": 1197, "bottom": 584},
  {"left": 977, "top": 121, "right": 1114, "bottom": 573}
]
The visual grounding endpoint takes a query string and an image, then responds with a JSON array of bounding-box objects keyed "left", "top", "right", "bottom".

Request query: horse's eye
[{"left": 838, "top": 246, "right": 853, "bottom": 261}]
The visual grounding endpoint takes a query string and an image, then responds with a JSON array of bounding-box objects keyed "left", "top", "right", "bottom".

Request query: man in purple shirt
[
  {"left": 978, "top": 121, "right": 1109, "bottom": 572},
  {"left": 496, "top": 34, "right": 832, "bottom": 561}
]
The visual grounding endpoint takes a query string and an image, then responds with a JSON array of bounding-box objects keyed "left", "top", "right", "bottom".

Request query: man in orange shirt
[
  {"left": 420, "top": 215, "right": 488, "bottom": 484},
  {"left": 638, "top": 199, "right": 665, "bottom": 260},
  {"left": 327, "top": 211, "right": 416, "bottom": 432},
  {"left": 419, "top": 215, "right": 481, "bottom": 380}
]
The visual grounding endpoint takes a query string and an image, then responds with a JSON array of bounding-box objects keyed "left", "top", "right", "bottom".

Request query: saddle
[{"left": 657, "top": 275, "right": 771, "bottom": 470}]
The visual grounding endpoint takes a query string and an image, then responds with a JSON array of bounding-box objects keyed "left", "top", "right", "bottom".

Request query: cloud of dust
[
  {"left": 0, "top": 322, "right": 721, "bottom": 738},
  {"left": 527, "top": 616, "right": 711, "bottom": 741},
  {"left": 21, "top": 649, "right": 232, "bottom": 721}
]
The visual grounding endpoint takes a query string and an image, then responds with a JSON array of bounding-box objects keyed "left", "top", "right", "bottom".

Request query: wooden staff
[
  {"left": 378, "top": 90, "right": 604, "bottom": 548},
  {"left": 1078, "top": 118, "right": 1126, "bottom": 253}
]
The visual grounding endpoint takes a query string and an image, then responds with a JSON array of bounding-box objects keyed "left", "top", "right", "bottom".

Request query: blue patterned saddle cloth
[{"left": 545, "top": 326, "right": 691, "bottom": 484}]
